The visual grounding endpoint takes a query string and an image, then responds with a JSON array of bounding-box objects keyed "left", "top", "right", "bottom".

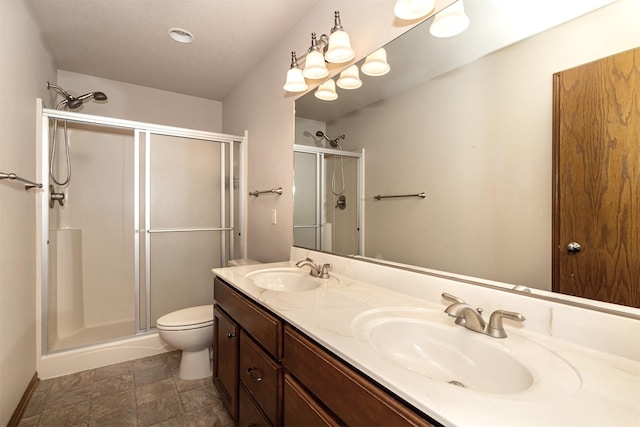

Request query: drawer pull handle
[
  {"left": 246, "top": 367, "right": 264, "bottom": 382},
  {"left": 227, "top": 332, "right": 236, "bottom": 339}
]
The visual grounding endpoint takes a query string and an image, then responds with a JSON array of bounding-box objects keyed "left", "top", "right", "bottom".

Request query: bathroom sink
[
  {"left": 245, "top": 268, "right": 337, "bottom": 292},
  {"left": 351, "top": 307, "right": 581, "bottom": 396}
]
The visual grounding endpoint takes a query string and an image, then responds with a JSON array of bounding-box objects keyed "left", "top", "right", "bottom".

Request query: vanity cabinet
[
  {"left": 213, "top": 276, "right": 438, "bottom": 427},
  {"left": 214, "top": 277, "right": 283, "bottom": 426}
]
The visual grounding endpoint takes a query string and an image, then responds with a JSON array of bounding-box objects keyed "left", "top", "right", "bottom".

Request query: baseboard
[{"left": 7, "top": 372, "right": 39, "bottom": 427}]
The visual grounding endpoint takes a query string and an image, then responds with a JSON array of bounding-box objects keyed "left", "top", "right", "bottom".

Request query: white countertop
[{"left": 213, "top": 261, "right": 640, "bottom": 427}]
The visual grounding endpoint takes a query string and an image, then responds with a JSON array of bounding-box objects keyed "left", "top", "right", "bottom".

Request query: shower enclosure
[
  {"left": 38, "top": 102, "right": 246, "bottom": 354},
  {"left": 293, "top": 144, "right": 363, "bottom": 255}
]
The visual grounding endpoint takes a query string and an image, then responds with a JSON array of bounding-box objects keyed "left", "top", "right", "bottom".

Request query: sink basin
[
  {"left": 352, "top": 307, "right": 581, "bottom": 396},
  {"left": 245, "top": 268, "right": 337, "bottom": 292}
]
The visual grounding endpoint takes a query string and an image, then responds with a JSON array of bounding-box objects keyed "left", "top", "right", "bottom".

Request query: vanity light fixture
[
  {"left": 168, "top": 27, "right": 194, "bottom": 44},
  {"left": 283, "top": 11, "right": 355, "bottom": 92},
  {"left": 336, "top": 65, "right": 362, "bottom": 89},
  {"left": 393, "top": 0, "right": 436, "bottom": 20},
  {"left": 315, "top": 79, "right": 338, "bottom": 101},
  {"left": 361, "top": 48, "right": 391, "bottom": 76},
  {"left": 429, "top": 0, "right": 470, "bottom": 38}
]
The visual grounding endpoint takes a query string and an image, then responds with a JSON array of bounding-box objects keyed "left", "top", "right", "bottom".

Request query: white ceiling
[
  {"left": 26, "top": 0, "right": 319, "bottom": 101},
  {"left": 26, "top": 0, "right": 615, "bottom": 106}
]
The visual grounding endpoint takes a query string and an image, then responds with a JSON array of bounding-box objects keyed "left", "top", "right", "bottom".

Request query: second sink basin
[
  {"left": 351, "top": 307, "right": 581, "bottom": 396},
  {"left": 245, "top": 268, "right": 337, "bottom": 292}
]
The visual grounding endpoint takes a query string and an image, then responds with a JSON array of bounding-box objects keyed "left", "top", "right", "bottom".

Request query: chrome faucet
[
  {"left": 442, "top": 293, "right": 525, "bottom": 338},
  {"left": 295, "top": 258, "right": 332, "bottom": 279}
]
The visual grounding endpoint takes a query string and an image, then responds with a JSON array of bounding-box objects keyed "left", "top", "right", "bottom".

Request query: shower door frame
[
  {"left": 38, "top": 102, "right": 247, "bottom": 354},
  {"left": 293, "top": 144, "right": 364, "bottom": 255}
]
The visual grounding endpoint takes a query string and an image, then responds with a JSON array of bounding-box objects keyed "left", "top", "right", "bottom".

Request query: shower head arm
[{"left": 47, "top": 82, "right": 71, "bottom": 99}]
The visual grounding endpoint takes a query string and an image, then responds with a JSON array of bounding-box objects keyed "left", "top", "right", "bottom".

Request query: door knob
[{"left": 566, "top": 242, "right": 582, "bottom": 253}]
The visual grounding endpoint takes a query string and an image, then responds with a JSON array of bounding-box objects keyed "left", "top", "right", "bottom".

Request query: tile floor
[{"left": 18, "top": 351, "right": 236, "bottom": 427}]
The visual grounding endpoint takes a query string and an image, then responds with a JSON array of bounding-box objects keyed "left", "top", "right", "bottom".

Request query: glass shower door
[{"left": 144, "top": 133, "right": 231, "bottom": 329}]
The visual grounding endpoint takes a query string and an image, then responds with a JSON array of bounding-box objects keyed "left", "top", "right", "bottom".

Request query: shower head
[
  {"left": 77, "top": 91, "right": 108, "bottom": 102},
  {"left": 315, "top": 130, "right": 345, "bottom": 148},
  {"left": 47, "top": 82, "right": 108, "bottom": 110}
]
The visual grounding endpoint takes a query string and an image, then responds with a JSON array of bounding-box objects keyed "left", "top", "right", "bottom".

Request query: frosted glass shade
[
  {"left": 303, "top": 50, "right": 329, "bottom": 79},
  {"left": 325, "top": 30, "right": 355, "bottom": 63},
  {"left": 283, "top": 67, "right": 308, "bottom": 92},
  {"left": 430, "top": 0, "right": 470, "bottom": 38},
  {"left": 393, "top": 0, "right": 435, "bottom": 20},
  {"left": 361, "top": 48, "right": 390, "bottom": 76},
  {"left": 315, "top": 79, "right": 338, "bottom": 101},
  {"left": 336, "top": 65, "right": 362, "bottom": 89}
]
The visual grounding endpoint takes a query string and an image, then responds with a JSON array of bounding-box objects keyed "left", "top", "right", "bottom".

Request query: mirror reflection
[{"left": 294, "top": 0, "right": 639, "bottom": 309}]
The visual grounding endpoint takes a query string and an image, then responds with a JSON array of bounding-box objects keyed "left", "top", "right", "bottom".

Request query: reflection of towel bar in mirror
[
  {"left": 250, "top": 187, "right": 283, "bottom": 197},
  {"left": 0, "top": 171, "right": 43, "bottom": 190},
  {"left": 374, "top": 192, "right": 426, "bottom": 200}
]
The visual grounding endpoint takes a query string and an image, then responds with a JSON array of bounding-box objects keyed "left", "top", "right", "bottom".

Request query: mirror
[{"left": 294, "top": 0, "right": 639, "bottom": 312}]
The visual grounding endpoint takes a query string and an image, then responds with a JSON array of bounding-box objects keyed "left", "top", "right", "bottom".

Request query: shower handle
[{"left": 49, "top": 185, "right": 66, "bottom": 208}]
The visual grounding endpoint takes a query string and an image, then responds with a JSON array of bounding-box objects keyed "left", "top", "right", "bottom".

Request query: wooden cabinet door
[
  {"left": 214, "top": 306, "right": 240, "bottom": 422},
  {"left": 553, "top": 47, "right": 640, "bottom": 308}
]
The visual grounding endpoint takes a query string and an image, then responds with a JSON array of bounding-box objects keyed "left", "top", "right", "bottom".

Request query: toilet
[{"left": 156, "top": 305, "right": 214, "bottom": 380}]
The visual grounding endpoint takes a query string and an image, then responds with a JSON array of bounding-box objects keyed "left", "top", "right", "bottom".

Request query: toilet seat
[{"left": 156, "top": 305, "right": 213, "bottom": 331}]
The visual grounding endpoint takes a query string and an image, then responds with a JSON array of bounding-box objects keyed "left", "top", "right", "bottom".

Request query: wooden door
[{"left": 553, "top": 47, "right": 640, "bottom": 308}]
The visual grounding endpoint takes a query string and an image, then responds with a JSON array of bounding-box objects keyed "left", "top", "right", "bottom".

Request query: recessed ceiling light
[{"left": 168, "top": 28, "right": 194, "bottom": 44}]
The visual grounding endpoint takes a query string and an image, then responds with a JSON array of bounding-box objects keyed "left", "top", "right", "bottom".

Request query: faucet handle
[
  {"left": 487, "top": 310, "right": 526, "bottom": 338},
  {"left": 319, "top": 263, "right": 332, "bottom": 279},
  {"left": 442, "top": 293, "right": 466, "bottom": 304}
]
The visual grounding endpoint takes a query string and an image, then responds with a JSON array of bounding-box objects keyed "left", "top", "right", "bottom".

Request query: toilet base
[{"left": 178, "top": 346, "right": 212, "bottom": 380}]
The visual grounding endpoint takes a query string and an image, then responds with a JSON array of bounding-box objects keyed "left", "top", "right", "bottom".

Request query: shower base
[{"left": 49, "top": 319, "right": 136, "bottom": 352}]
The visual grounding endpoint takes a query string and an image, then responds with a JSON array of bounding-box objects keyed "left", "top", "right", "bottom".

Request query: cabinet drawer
[
  {"left": 240, "top": 332, "right": 281, "bottom": 425},
  {"left": 215, "top": 277, "right": 282, "bottom": 359},
  {"left": 284, "top": 373, "right": 342, "bottom": 427},
  {"left": 239, "top": 383, "right": 272, "bottom": 427},
  {"left": 283, "top": 325, "right": 436, "bottom": 427}
]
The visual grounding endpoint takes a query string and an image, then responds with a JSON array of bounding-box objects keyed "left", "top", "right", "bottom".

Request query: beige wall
[
  {"left": 328, "top": 0, "right": 640, "bottom": 290},
  {"left": 0, "top": 1, "right": 56, "bottom": 423},
  {"left": 58, "top": 71, "right": 223, "bottom": 131},
  {"left": 223, "top": 1, "right": 454, "bottom": 262}
]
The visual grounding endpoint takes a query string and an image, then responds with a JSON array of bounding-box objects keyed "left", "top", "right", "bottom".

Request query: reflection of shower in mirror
[{"left": 316, "top": 130, "right": 346, "bottom": 196}]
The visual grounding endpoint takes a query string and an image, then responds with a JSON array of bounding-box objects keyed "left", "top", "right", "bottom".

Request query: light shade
[
  {"left": 429, "top": 0, "right": 470, "bottom": 38},
  {"left": 337, "top": 65, "right": 362, "bottom": 89},
  {"left": 315, "top": 79, "right": 338, "bottom": 101},
  {"left": 325, "top": 30, "right": 355, "bottom": 63},
  {"left": 393, "top": 0, "right": 435, "bottom": 20},
  {"left": 303, "top": 49, "right": 329, "bottom": 79},
  {"left": 283, "top": 67, "right": 308, "bottom": 92},
  {"left": 361, "top": 48, "right": 390, "bottom": 77}
]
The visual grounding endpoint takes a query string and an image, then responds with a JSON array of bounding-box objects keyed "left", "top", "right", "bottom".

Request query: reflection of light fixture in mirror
[
  {"left": 361, "top": 48, "right": 390, "bottom": 76},
  {"left": 393, "top": 0, "right": 435, "bottom": 20},
  {"left": 283, "top": 52, "right": 309, "bottom": 92},
  {"left": 337, "top": 65, "right": 362, "bottom": 89},
  {"left": 303, "top": 33, "right": 330, "bottom": 79},
  {"left": 284, "top": 11, "right": 355, "bottom": 92},
  {"left": 315, "top": 79, "right": 338, "bottom": 101},
  {"left": 325, "top": 11, "right": 355, "bottom": 63},
  {"left": 430, "top": 0, "right": 470, "bottom": 38}
]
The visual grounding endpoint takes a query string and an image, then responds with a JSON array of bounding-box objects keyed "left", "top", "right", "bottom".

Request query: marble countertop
[{"left": 213, "top": 261, "right": 640, "bottom": 427}]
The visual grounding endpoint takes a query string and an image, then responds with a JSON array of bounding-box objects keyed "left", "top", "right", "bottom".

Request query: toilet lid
[{"left": 156, "top": 305, "right": 213, "bottom": 328}]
